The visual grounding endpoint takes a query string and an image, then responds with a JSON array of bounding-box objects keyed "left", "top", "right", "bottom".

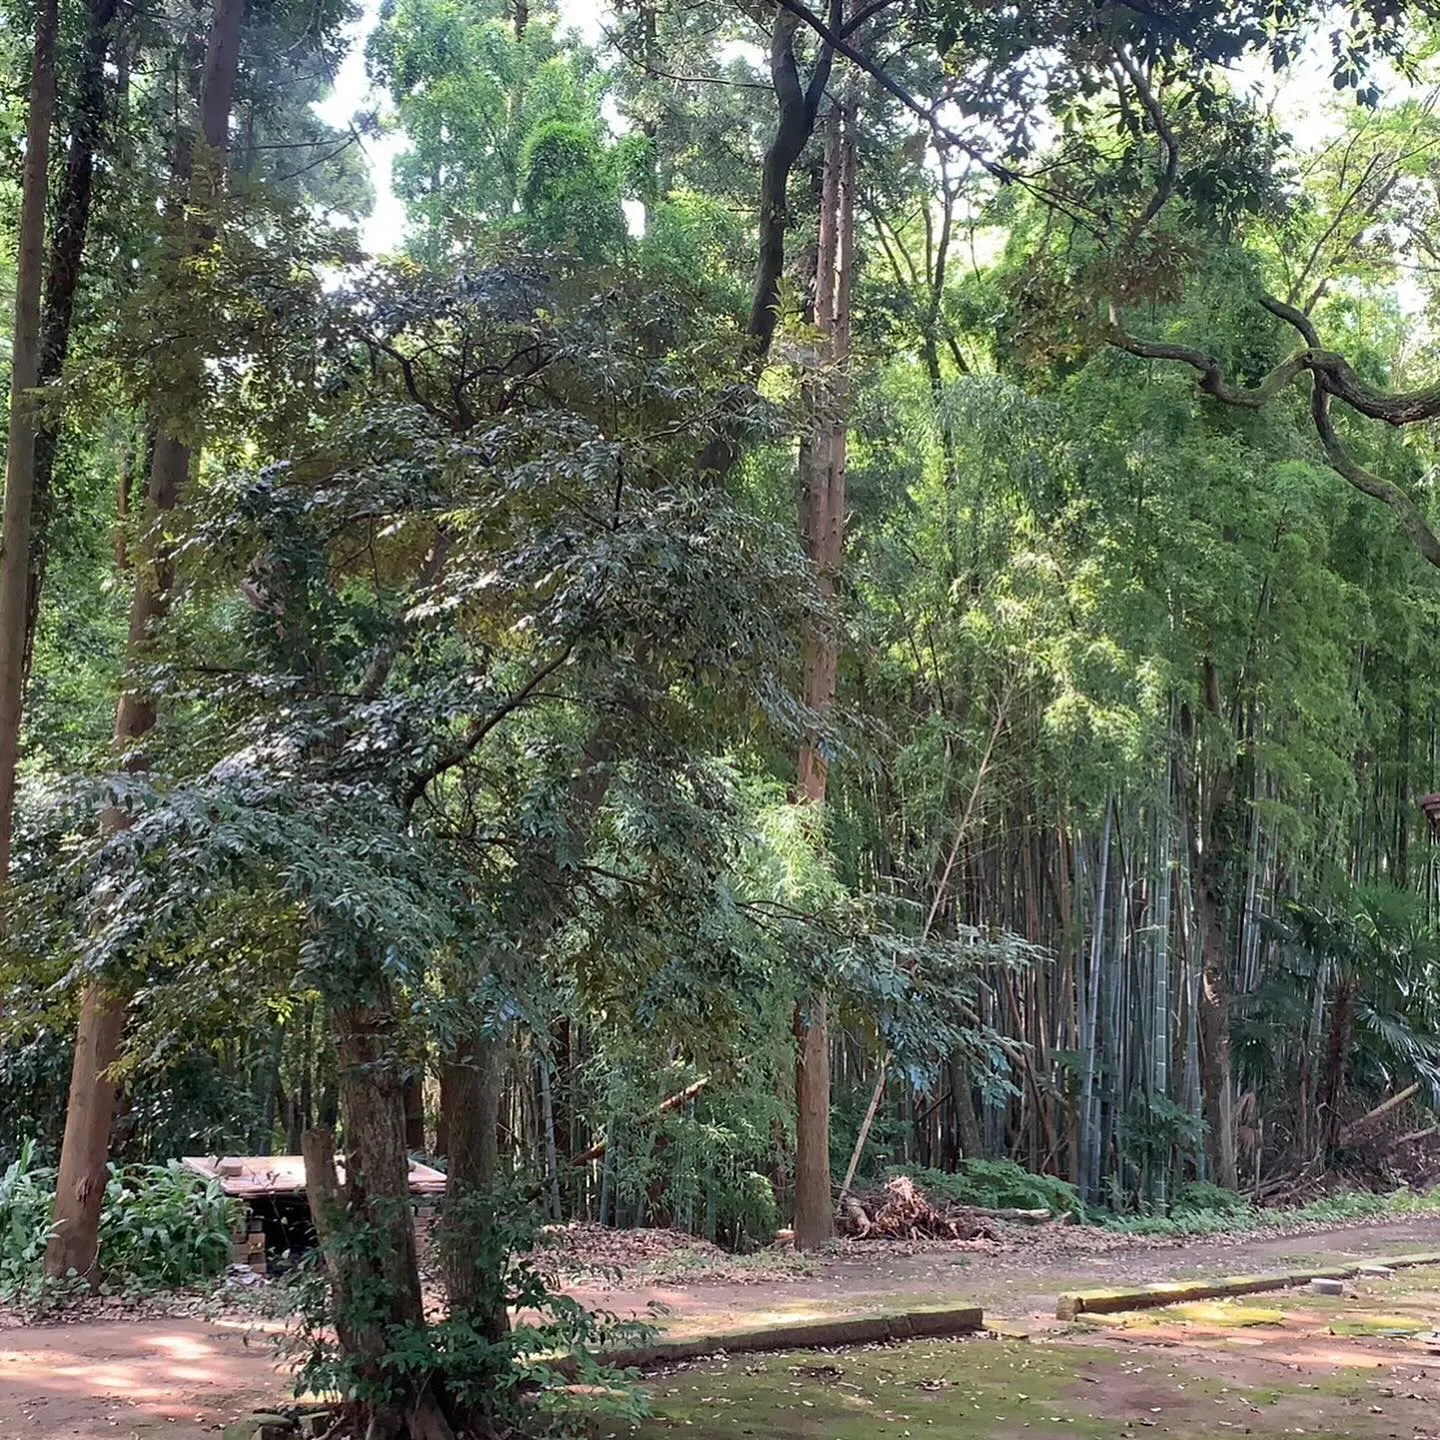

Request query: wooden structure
[
  {"left": 181, "top": 1153, "right": 447, "bottom": 1197},
  {"left": 182, "top": 1155, "right": 447, "bottom": 1271},
  {"left": 1422, "top": 793, "right": 1440, "bottom": 836}
]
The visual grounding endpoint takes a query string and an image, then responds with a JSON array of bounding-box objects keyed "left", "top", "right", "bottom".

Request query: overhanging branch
[
  {"left": 1309, "top": 382, "right": 1440, "bottom": 568},
  {"left": 1107, "top": 296, "right": 1440, "bottom": 569},
  {"left": 1105, "top": 306, "right": 1307, "bottom": 407}
]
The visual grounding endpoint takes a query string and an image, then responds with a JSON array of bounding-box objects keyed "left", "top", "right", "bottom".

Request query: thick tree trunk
[
  {"left": 0, "top": 0, "right": 59, "bottom": 882},
  {"left": 792, "top": 102, "right": 854, "bottom": 1252},
  {"left": 24, "top": 0, "right": 122, "bottom": 679},
  {"left": 1185, "top": 661, "right": 1240, "bottom": 1191},
  {"left": 949, "top": 1053, "right": 984, "bottom": 1159},
  {"left": 304, "top": 1120, "right": 453, "bottom": 1440},
  {"left": 44, "top": 0, "right": 245, "bottom": 1283},
  {"left": 1196, "top": 866, "right": 1238, "bottom": 1189},
  {"left": 329, "top": 999, "right": 454, "bottom": 1440},
  {"left": 792, "top": 996, "right": 833, "bottom": 1248},
  {"left": 42, "top": 985, "right": 123, "bottom": 1280},
  {"left": 439, "top": 1035, "right": 507, "bottom": 1344}
]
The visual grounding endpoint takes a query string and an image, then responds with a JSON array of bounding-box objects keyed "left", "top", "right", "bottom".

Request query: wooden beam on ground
[
  {"left": 1056, "top": 1250, "right": 1440, "bottom": 1320},
  {"left": 546, "top": 1302, "right": 984, "bottom": 1377}
]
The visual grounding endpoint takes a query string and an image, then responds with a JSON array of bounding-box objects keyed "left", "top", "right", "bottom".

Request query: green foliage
[
  {"left": 0, "top": 1149, "right": 238, "bottom": 1302},
  {"left": 289, "top": 1193, "right": 650, "bottom": 1429},
  {"left": 369, "top": 0, "right": 615, "bottom": 257},
  {"left": 1171, "top": 1181, "right": 1252, "bottom": 1219},
  {"left": 891, "top": 1161, "right": 1083, "bottom": 1218},
  {"left": 519, "top": 120, "right": 627, "bottom": 257},
  {"left": 17, "top": 0, "right": 1440, "bottom": 1424},
  {"left": 0, "top": 1142, "right": 60, "bottom": 1304},
  {"left": 97, "top": 1162, "right": 239, "bottom": 1290},
  {"left": 1107, "top": 1187, "right": 1440, "bottom": 1237},
  {"left": 715, "top": 1171, "right": 779, "bottom": 1251}
]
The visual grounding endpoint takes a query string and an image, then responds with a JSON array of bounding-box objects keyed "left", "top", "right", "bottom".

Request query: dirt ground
[
  {"left": 0, "top": 1316, "right": 287, "bottom": 1440},
  {"left": 7, "top": 1215, "right": 1440, "bottom": 1440},
  {"left": 564, "top": 1214, "right": 1440, "bottom": 1337}
]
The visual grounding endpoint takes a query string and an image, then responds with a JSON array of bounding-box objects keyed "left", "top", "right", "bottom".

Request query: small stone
[
  {"left": 1309, "top": 1278, "right": 1345, "bottom": 1296},
  {"left": 299, "top": 1414, "right": 334, "bottom": 1439},
  {"left": 1358, "top": 1264, "right": 1395, "bottom": 1278}
]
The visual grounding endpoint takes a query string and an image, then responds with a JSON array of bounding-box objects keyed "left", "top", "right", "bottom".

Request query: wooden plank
[
  {"left": 1057, "top": 1251, "right": 1440, "bottom": 1320},
  {"left": 547, "top": 1303, "right": 984, "bottom": 1377}
]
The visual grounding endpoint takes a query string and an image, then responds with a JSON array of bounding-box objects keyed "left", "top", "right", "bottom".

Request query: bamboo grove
[{"left": 3, "top": 0, "right": 1440, "bottom": 1433}]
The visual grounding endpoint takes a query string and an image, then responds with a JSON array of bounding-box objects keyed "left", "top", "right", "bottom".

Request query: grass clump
[{"left": 1105, "top": 1184, "right": 1440, "bottom": 1238}]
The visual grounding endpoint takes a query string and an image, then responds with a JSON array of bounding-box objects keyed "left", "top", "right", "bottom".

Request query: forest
[{"left": 4, "top": 0, "right": 1440, "bottom": 1436}]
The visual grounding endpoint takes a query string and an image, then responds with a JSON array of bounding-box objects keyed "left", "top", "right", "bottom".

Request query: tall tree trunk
[
  {"left": 0, "top": 0, "right": 59, "bottom": 882},
  {"left": 792, "top": 101, "right": 854, "bottom": 1252},
  {"left": 42, "top": 985, "right": 123, "bottom": 1280},
  {"left": 45, "top": 0, "right": 245, "bottom": 1283},
  {"left": 1195, "top": 851, "right": 1238, "bottom": 1188},
  {"left": 1183, "top": 660, "right": 1240, "bottom": 1191},
  {"left": 324, "top": 995, "right": 454, "bottom": 1440},
  {"left": 949, "top": 1054, "right": 984, "bottom": 1158},
  {"left": 25, "top": 0, "right": 122, "bottom": 680},
  {"left": 696, "top": 4, "right": 833, "bottom": 480},
  {"left": 439, "top": 1034, "right": 507, "bottom": 1343}
]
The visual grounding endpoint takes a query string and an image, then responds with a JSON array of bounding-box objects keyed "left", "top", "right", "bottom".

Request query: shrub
[
  {"left": 1105, "top": 1185, "right": 1440, "bottom": 1237},
  {"left": 1171, "top": 1181, "right": 1253, "bottom": 1219},
  {"left": 99, "top": 1161, "right": 238, "bottom": 1289},
  {"left": 0, "top": 1151, "right": 239, "bottom": 1301},
  {"left": 0, "top": 1140, "right": 59, "bottom": 1303},
  {"left": 288, "top": 1191, "right": 651, "bottom": 1434},
  {"left": 890, "top": 1160, "right": 1083, "bottom": 1217},
  {"left": 714, "top": 1170, "right": 778, "bottom": 1251}
]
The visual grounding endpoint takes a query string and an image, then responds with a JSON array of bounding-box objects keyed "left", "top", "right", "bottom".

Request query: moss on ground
[
  {"left": 614, "top": 1338, "right": 1120, "bottom": 1440},
  {"left": 597, "top": 1261, "right": 1440, "bottom": 1439},
  {"left": 600, "top": 1328, "right": 1435, "bottom": 1440}
]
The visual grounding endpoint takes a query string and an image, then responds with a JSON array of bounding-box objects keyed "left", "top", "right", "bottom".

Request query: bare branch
[
  {"left": 1105, "top": 306, "right": 1308, "bottom": 407},
  {"left": 1309, "top": 383, "right": 1440, "bottom": 568},
  {"left": 841, "top": 0, "right": 899, "bottom": 38},
  {"left": 402, "top": 642, "right": 575, "bottom": 812},
  {"left": 1112, "top": 47, "right": 1179, "bottom": 233},
  {"left": 771, "top": 0, "right": 1018, "bottom": 184},
  {"left": 1108, "top": 296, "right": 1440, "bottom": 569}
]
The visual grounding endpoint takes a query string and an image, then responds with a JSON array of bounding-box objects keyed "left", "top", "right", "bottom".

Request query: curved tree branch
[
  {"left": 1308, "top": 382, "right": 1440, "bottom": 568},
  {"left": 1107, "top": 295, "right": 1440, "bottom": 569},
  {"left": 1112, "top": 46, "right": 1179, "bottom": 234},
  {"left": 1105, "top": 305, "right": 1308, "bottom": 407}
]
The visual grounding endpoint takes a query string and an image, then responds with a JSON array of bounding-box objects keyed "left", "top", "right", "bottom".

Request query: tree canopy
[{"left": 5, "top": 1, "right": 1440, "bottom": 1435}]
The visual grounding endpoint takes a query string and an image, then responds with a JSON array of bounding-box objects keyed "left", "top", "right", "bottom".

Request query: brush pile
[{"left": 841, "top": 1175, "right": 985, "bottom": 1241}]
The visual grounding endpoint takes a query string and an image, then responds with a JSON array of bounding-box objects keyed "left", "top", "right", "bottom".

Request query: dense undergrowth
[
  {"left": 0, "top": 1142, "right": 237, "bottom": 1302},
  {"left": 5, "top": 1139, "right": 1437, "bottom": 1316},
  {"left": 887, "top": 1161, "right": 1440, "bottom": 1239},
  {"left": 888, "top": 1161, "right": 1087, "bottom": 1217},
  {"left": 1103, "top": 1184, "right": 1440, "bottom": 1238}
]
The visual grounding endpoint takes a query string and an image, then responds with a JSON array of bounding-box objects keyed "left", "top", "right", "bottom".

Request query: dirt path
[
  {"left": 6, "top": 1216, "right": 1440, "bottom": 1439},
  {"left": 569, "top": 1215, "right": 1440, "bottom": 1338},
  {"left": 0, "top": 1316, "right": 287, "bottom": 1440}
]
